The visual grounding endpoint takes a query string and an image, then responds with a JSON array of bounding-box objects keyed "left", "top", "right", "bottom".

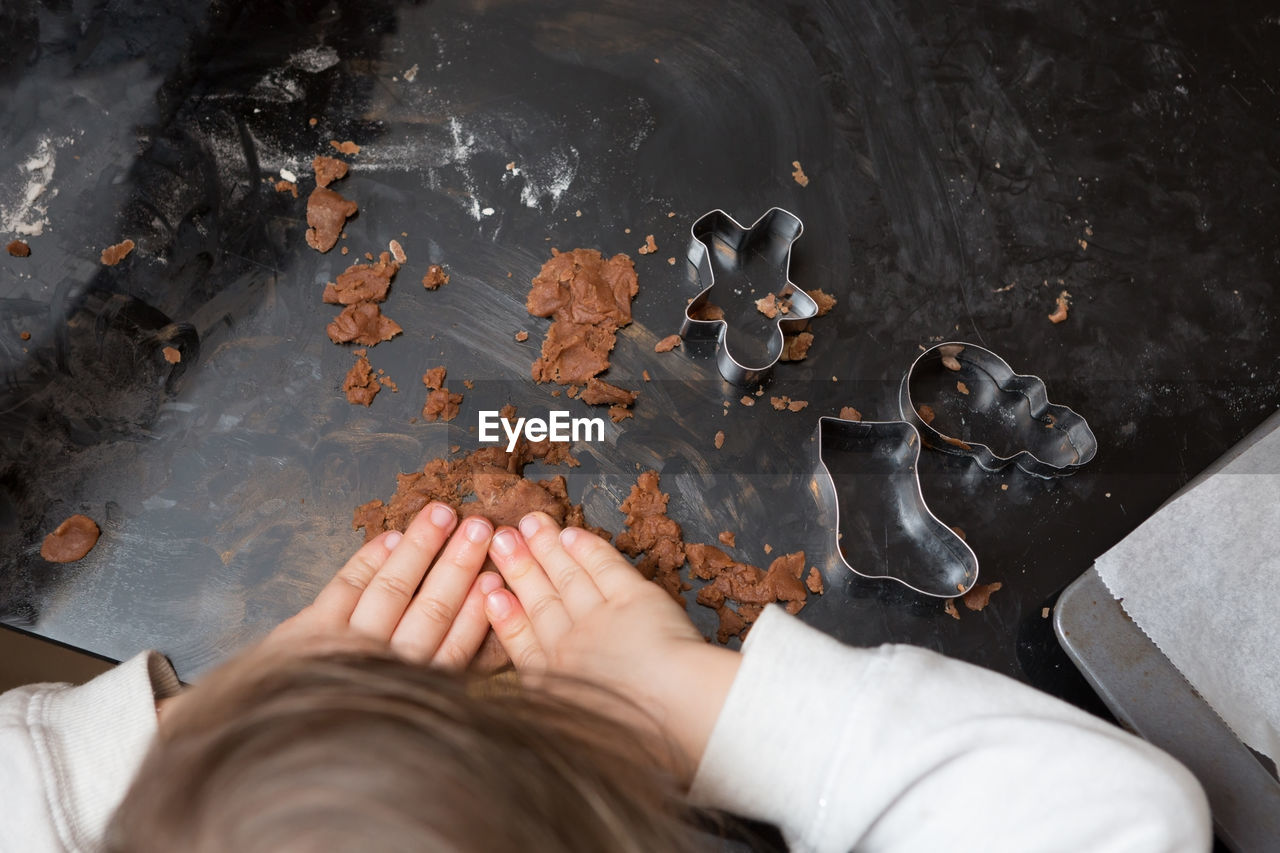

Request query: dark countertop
[{"left": 1, "top": 0, "right": 1277, "bottom": 709}]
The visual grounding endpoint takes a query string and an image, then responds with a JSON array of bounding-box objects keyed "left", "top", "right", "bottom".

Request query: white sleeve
[
  {"left": 0, "top": 651, "right": 182, "bottom": 853},
  {"left": 690, "top": 606, "right": 1211, "bottom": 853}
]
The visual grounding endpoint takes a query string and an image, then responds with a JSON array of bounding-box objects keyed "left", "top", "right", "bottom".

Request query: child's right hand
[{"left": 483, "top": 512, "right": 741, "bottom": 785}]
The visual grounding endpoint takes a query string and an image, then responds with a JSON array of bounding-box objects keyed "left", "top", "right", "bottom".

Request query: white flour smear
[{"left": 1, "top": 135, "right": 76, "bottom": 237}]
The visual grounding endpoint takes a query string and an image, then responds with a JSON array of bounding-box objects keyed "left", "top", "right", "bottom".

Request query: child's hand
[
  {"left": 482, "top": 512, "right": 741, "bottom": 784},
  {"left": 268, "top": 502, "right": 495, "bottom": 670}
]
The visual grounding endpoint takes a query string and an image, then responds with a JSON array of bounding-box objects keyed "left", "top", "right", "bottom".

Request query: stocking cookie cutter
[
  {"left": 680, "top": 208, "right": 818, "bottom": 387},
  {"left": 815, "top": 416, "right": 979, "bottom": 598}
]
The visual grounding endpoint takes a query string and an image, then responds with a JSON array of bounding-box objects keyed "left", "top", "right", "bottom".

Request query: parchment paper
[{"left": 1095, "top": 413, "right": 1280, "bottom": 764}]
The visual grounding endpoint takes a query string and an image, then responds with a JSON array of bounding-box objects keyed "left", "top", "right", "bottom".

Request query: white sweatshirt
[
  {"left": 691, "top": 606, "right": 1211, "bottom": 852},
  {"left": 0, "top": 609, "right": 1210, "bottom": 852}
]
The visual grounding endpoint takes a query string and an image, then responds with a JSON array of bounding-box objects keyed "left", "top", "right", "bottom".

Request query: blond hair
[{"left": 107, "top": 645, "right": 710, "bottom": 853}]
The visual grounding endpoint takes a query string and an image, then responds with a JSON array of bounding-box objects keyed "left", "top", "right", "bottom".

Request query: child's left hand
[{"left": 265, "top": 501, "right": 495, "bottom": 670}]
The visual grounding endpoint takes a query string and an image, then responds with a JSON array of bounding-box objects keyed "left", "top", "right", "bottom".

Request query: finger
[
  {"left": 518, "top": 513, "right": 604, "bottom": 620},
  {"left": 488, "top": 524, "right": 573, "bottom": 648},
  {"left": 349, "top": 502, "right": 458, "bottom": 640},
  {"left": 310, "top": 529, "right": 404, "bottom": 622},
  {"left": 484, "top": 586, "right": 548, "bottom": 672},
  {"left": 558, "top": 525, "right": 643, "bottom": 599},
  {"left": 387, "top": 515, "right": 493, "bottom": 659},
  {"left": 424, "top": 574, "right": 490, "bottom": 670}
]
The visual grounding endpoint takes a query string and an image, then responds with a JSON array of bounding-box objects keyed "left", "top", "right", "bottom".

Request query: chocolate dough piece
[
  {"left": 7, "top": 240, "right": 30, "bottom": 257},
  {"left": 352, "top": 440, "right": 588, "bottom": 542},
  {"left": 615, "top": 471, "right": 688, "bottom": 602},
  {"left": 962, "top": 581, "right": 1003, "bottom": 611},
  {"left": 527, "top": 248, "right": 637, "bottom": 389},
  {"left": 100, "top": 239, "right": 135, "bottom": 266},
  {"left": 40, "top": 515, "right": 100, "bottom": 563},
  {"left": 838, "top": 406, "right": 862, "bottom": 421},
  {"left": 422, "top": 264, "right": 449, "bottom": 290},
  {"left": 343, "top": 354, "right": 380, "bottom": 405},
  {"left": 755, "top": 293, "right": 779, "bottom": 319},
  {"left": 806, "top": 567, "right": 824, "bottom": 594},
  {"left": 305, "top": 187, "right": 358, "bottom": 252},
  {"left": 312, "top": 155, "right": 349, "bottom": 188},
  {"left": 327, "top": 301, "right": 402, "bottom": 346},
  {"left": 422, "top": 366, "right": 447, "bottom": 390},
  {"left": 780, "top": 332, "right": 814, "bottom": 362},
  {"left": 323, "top": 252, "right": 399, "bottom": 304},
  {"left": 654, "top": 334, "right": 681, "bottom": 353},
  {"left": 688, "top": 302, "right": 724, "bottom": 322},
  {"left": 580, "top": 377, "right": 636, "bottom": 408},
  {"left": 807, "top": 288, "right": 837, "bottom": 316},
  {"left": 423, "top": 388, "right": 463, "bottom": 422}
]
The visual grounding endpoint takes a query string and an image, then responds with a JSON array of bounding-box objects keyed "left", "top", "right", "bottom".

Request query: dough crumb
[
  {"left": 806, "top": 567, "right": 824, "bottom": 594},
  {"left": 422, "top": 366, "right": 447, "bottom": 390},
  {"left": 305, "top": 188, "right": 358, "bottom": 252},
  {"left": 274, "top": 180, "right": 299, "bottom": 197},
  {"left": 422, "top": 264, "right": 450, "bottom": 289},
  {"left": 957, "top": 381, "right": 970, "bottom": 395},
  {"left": 714, "top": 430, "right": 725, "bottom": 449},
  {"left": 807, "top": 288, "right": 836, "bottom": 315},
  {"left": 962, "top": 581, "right": 1003, "bottom": 611},
  {"left": 944, "top": 599, "right": 960, "bottom": 620},
  {"left": 642, "top": 370, "right": 651, "bottom": 382},
  {"left": 323, "top": 252, "right": 399, "bottom": 305},
  {"left": 312, "top": 155, "right": 349, "bottom": 187},
  {"left": 838, "top": 406, "right": 861, "bottom": 421},
  {"left": 718, "top": 530, "right": 736, "bottom": 548},
  {"left": 162, "top": 346, "right": 181, "bottom": 364},
  {"left": 763, "top": 543, "right": 773, "bottom": 554},
  {"left": 791, "top": 160, "right": 809, "bottom": 186},
  {"left": 918, "top": 404, "right": 936, "bottom": 424},
  {"left": 19, "top": 331, "right": 31, "bottom": 341},
  {"left": 608, "top": 405, "right": 633, "bottom": 423},
  {"left": 637, "top": 234, "right": 658, "bottom": 255},
  {"left": 787, "top": 399, "right": 808, "bottom": 412},
  {"left": 740, "top": 395, "right": 754, "bottom": 407},
  {"left": 389, "top": 239, "right": 407, "bottom": 265},
  {"left": 654, "top": 334, "right": 681, "bottom": 353},
  {"left": 7, "top": 240, "right": 30, "bottom": 257},
  {"left": 423, "top": 387, "right": 463, "bottom": 422},
  {"left": 755, "top": 293, "right": 779, "bottom": 318},
  {"left": 330, "top": 139, "right": 361, "bottom": 155},
  {"left": 100, "top": 239, "right": 136, "bottom": 266},
  {"left": 780, "top": 331, "right": 813, "bottom": 362},
  {"left": 514, "top": 330, "right": 529, "bottom": 342},
  {"left": 327, "top": 302, "right": 402, "bottom": 346},
  {"left": 41, "top": 515, "right": 100, "bottom": 563},
  {"left": 1049, "top": 290, "right": 1070, "bottom": 324},
  {"left": 343, "top": 354, "right": 380, "bottom": 406},
  {"left": 770, "top": 396, "right": 788, "bottom": 411}
]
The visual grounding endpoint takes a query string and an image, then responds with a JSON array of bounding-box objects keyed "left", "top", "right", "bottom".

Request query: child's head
[{"left": 106, "top": 642, "right": 706, "bottom": 853}]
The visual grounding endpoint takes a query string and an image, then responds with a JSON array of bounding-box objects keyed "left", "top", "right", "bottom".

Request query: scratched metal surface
[{"left": 1, "top": 0, "right": 1277, "bottom": 697}]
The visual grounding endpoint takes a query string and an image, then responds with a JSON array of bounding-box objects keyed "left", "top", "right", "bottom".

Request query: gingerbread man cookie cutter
[{"left": 680, "top": 208, "right": 818, "bottom": 387}]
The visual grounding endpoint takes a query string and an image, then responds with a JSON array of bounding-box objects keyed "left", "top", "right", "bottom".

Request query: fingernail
[
  {"left": 518, "top": 514, "right": 540, "bottom": 539},
  {"left": 478, "top": 572, "right": 503, "bottom": 595},
  {"left": 559, "top": 527, "right": 580, "bottom": 548},
  {"left": 491, "top": 529, "right": 517, "bottom": 555},
  {"left": 486, "top": 590, "right": 512, "bottom": 619},
  {"left": 429, "top": 503, "right": 456, "bottom": 529},
  {"left": 384, "top": 531, "right": 403, "bottom": 550},
  {"left": 464, "top": 517, "right": 492, "bottom": 543}
]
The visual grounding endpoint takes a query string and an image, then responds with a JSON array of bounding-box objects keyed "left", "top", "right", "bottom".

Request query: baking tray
[{"left": 3, "top": 0, "right": 1279, "bottom": 689}]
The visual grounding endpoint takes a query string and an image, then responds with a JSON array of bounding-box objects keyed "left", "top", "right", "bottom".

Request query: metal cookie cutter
[
  {"left": 680, "top": 208, "right": 818, "bottom": 387},
  {"left": 815, "top": 416, "right": 979, "bottom": 597},
  {"left": 899, "top": 342, "right": 1098, "bottom": 478}
]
